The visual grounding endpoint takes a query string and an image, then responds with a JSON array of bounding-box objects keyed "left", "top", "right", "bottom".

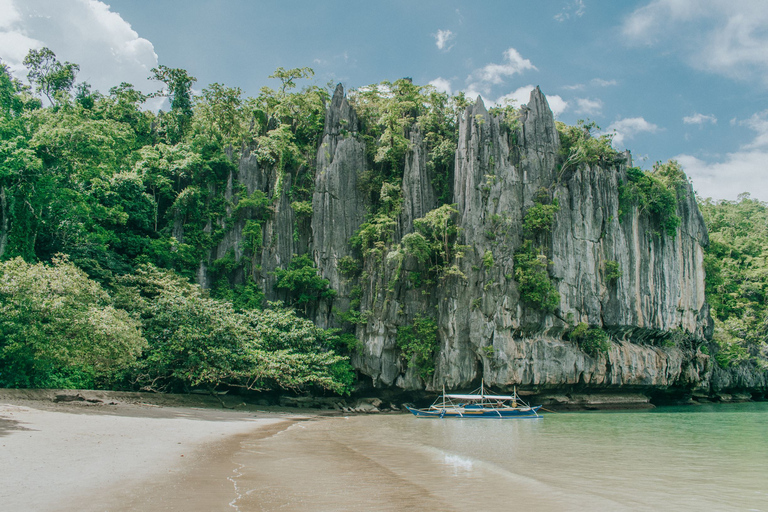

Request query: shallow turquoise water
[{"left": 234, "top": 402, "right": 768, "bottom": 511}]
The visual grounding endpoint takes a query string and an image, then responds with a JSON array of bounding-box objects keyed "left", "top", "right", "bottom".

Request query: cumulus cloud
[
  {"left": 676, "top": 109, "right": 768, "bottom": 200},
  {"left": 677, "top": 152, "right": 768, "bottom": 201},
  {"left": 740, "top": 110, "right": 768, "bottom": 149},
  {"left": 683, "top": 113, "right": 717, "bottom": 125},
  {"left": 607, "top": 117, "right": 659, "bottom": 147},
  {"left": 434, "top": 29, "right": 455, "bottom": 51},
  {"left": 622, "top": 0, "right": 768, "bottom": 85},
  {"left": 0, "top": 0, "right": 158, "bottom": 95},
  {"left": 428, "top": 77, "right": 452, "bottom": 95},
  {"left": 466, "top": 48, "right": 536, "bottom": 94},
  {"left": 563, "top": 77, "right": 617, "bottom": 91},
  {"left": 554, "top": 0, "right": 586, "bottom": 22},
  {"left": 495, "top": 85, "right": 568, "bottom": 117},
  {"left": 574, "top": 98, "right": 603, "bottom": 116}
]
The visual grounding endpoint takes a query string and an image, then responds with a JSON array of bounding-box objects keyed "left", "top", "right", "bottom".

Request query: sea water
[{"left": 229, "top": 402, "right": 768, "bottom": 511}]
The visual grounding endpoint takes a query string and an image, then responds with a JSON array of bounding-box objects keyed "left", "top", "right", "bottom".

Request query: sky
[{"left": 1, "top": 0, "right": 767, "bottom": 201}]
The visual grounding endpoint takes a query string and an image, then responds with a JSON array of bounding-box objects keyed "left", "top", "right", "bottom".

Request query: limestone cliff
[
  {"left": 204, "top": 84, "right": 763, "bottom": 398},
  {"left": 311, "top": 85, "right": 718, "bottom": 396}
]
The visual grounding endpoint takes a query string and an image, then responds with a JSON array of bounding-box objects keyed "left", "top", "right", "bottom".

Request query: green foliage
[
  {"left": 351, "top": 212, "right": 399, "bottom": 260},
  {"left": 523, "top": 199, "right": 560, "bottom": 235},
  {"left": 396, "top": 315, "right": 439, "bottom": 379},
  {"left": 23, "top": 47, "right": 80, "bottom": 104},
  {"left": 236, "top": 189, "right": 272, "bottom": 219},
  {"left": 191, "top": 83, "right": 252, "bottom": 149},
  {"left": 401, "top": 232, "right": 431, "bottom": 263},
  {"left": 619, "top": 160, "right": 688, "bottom": 236},
  {"left": 699, "top": 194, "right": 768, "bottom": 370},
  {"left": 115, "top": 265, "right": 353, "bottom": 394},
  {"left": 604, "top": 260, "right": 622, "bottom": 281},
  {"left": 221, "top": 276, "right": 265, "bottom": 312},
  {"left": 0, "top": 257, "right": 145, "bottom": 388},
  {"left": 567, "top": 323, "right": 610, "bottom": 358},
  {"left": 714, "top": 336, "right": 750, "bottom": 369},
  {"left": 514, "top": 195, "right": 560, "bottom": 313},
  {"left": 338, "top": 256, "right": 362, "bottom": 276},
  {"left": 411, "top": 204, "right": 465, "bottom": 275},
  {"left": 273, "top": 254, "right": 336, "bottom": 314},
  {"left": 489, "top": 101, "right": 521, "bottom": 139},
  {"left": 349, "top": 80, "right": 460, "bottom": 206},
  {"left": 242, "top": 220, "right": 263, "bottom": 255},
  {"left": 514, "top": 241, "right": 560, "bottom": 313},
  {"left": 556, "top": 119, "right": 622, "bottom": 176},
  {"left": 291, "top": 200, "right": 313, "bottom": 218},
  {"left": 0, "top": 58, "right": 360, "bottom": 395},
  {"left": 150, "top": 65, "right": 197, "bottom": 142},
  {"left": 482, "top": 250, "right": 494, "bottom": 269}
]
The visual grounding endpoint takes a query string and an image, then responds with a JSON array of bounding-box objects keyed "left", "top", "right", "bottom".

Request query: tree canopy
[{"left": 1, "top": 47, "right": 765, "bottom": 393}]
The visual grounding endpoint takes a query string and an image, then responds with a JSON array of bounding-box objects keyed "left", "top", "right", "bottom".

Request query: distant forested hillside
[{"left": 700, "top": 195, "right": 768, "bottom": 372}]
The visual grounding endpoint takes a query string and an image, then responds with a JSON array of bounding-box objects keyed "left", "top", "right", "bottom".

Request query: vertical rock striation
[
  {"left": 311, "top": 85, "right": 369, "bottom": 326},
  {"left": 315, "top": 85, "right": 715, "bottom": 394},
  {"left": 209, "top": 83, "right": 744, "bottom": 396}
]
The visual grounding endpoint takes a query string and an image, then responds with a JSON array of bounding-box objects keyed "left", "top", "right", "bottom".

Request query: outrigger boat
[{"left": 406, "top": 381, "right": 542, "bottom": 419}]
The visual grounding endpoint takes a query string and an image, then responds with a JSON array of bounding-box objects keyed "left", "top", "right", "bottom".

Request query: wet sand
[
  {"left": 5, "top": 391, "right": 765, "bottom": 511},
  {"left": 0, "top": 390, "right": 312, "bottom": 511}
]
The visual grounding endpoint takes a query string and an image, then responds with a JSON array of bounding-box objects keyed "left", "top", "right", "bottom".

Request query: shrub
[
  {"left": 396, "top": 315, "right": 439, "bottom": 379},
  {"left": 0, "top": 256, "right": 145, "bottom": 388},
  {"left": 273, "top": 254, "right": 336, "bottom": 314},
  {"left": 482, "top": 250, "right": 494, "bottom": 269},
  {"left": 523, "top": 200, "right": 559, "bottom": 235},
  {"left": 604, "top": 260, "right": 622, "bottom": 281},
  {"left": 619, "top": 161, "right": 688, "bottom": 236},
  {"left": 514, "top": 241, "right": 560, "bottom": 313},
  {"left": 567, "top": 323, "right": 610, "bottom": 358}
]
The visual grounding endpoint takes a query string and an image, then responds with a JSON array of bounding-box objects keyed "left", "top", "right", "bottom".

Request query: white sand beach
[{"left": 0, "top": 390, "right": 306, "bottom": 511}]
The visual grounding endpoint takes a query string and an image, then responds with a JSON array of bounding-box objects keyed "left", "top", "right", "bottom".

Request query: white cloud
[
  {"left": 563, "top": 78, "right": 616, "bottom": 91},
  {"left": 495, "top": 85, "right": 568, "bottom": 117},
  {"left": 0, "top": 0, "right": 22, "bottom": 29},
  {"left": 0, "top": 0, "right": 158, "bottom": 95},
  {"left": 466, "top": 48, "right": 536, "bottom": 94},
  {"left": 607, "top": 117, "right": 659, "bottom": 147},
  {"left": 554, "top": 0, "right": 586, "bottom": 22},
  {"left": 676, "top": 152, "right": 768, "bottom": 201},
  {"left": 545, "top": 94, "right": 568, "bottom": 117},
  {"left": 591, "top": 78, "right": 617, "bottom": 87},
  {"left": 683, "top": 113, "right": 717, "bottom": 125},
  {"left": 574, "top": 98, "right": 603, "bottom": 115},
  {"left": 622, "top": 0, "right": 768, "bottom": 85},
  {"left": 677, "top": 108, "right": 768, "bottom": 200},
  {"left": 428, "top": 77, "right": 452, "bottom": 95},
  {"left": 740, "top": 110, "right": 768, "bottom": 149},
  {"left": 434, "top": 29, "right": 455, "bottom": 51}
]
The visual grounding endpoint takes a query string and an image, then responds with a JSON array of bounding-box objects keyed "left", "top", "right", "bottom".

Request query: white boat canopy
[{"left": 444, "top": 394, "right": 516, "bottom": 400}]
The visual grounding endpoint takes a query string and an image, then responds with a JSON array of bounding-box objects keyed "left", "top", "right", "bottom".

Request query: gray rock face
[
  {"left": 311, "top": 85, "right": 369, "bottom": 327},
  {"left": 400, "top": 129, "right": 436, "bottom": 236},
  {"left": 319, "top": 85, "right": 721, "bottom": 394},
  {"left": 206, "top": 83, "right": 762, "bottom": 396}
]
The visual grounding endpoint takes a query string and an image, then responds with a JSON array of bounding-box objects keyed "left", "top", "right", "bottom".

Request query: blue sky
[{"left": 2, "top": 0, "right": 767, "bottom": 201}]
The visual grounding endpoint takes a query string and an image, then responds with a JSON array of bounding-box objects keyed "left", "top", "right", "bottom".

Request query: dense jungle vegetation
[{"left": 0, "top": 49, "right": 765, "bottom": 392}]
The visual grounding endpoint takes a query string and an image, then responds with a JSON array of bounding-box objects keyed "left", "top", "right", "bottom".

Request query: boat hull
[{"left": 406, "top": 405, "right": 542, "bottom": 419}]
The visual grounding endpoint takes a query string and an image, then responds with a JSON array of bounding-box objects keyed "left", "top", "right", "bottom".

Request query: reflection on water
[{"left": 231, "top": 402, "right": 768, "bottom": 512}]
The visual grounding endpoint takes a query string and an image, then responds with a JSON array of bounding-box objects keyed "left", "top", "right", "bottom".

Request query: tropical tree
[{"left": 23, "top": 47, "right": 80, "bottom": 104}]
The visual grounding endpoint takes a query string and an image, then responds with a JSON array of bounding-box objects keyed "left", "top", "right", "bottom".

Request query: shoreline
[
  {"left": 2, "top": 389, "right": 765, "bottom": 511},
  {"left": 0, "top": 389, "right": 319, "bottom": 511}
]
